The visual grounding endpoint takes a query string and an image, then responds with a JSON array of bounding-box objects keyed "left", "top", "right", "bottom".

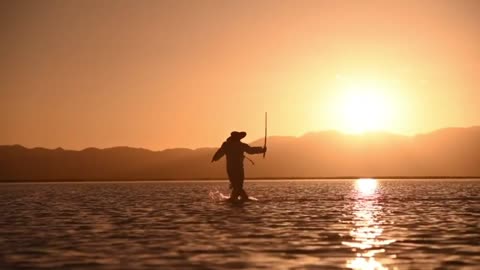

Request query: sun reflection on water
[
  {"left": 356, "top": 178, "right": 378, "bottom": 196},
  {"left": 343, "top": 179, "right": 396, "bottom": 270}
]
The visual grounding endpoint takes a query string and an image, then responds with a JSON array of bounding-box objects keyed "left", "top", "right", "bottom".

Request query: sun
[
  {"left": 335, "top": 81, "right": 394, "bottom": 134},
  {"left": 312, "top": 76, "right": 404, "bottom": 134}
]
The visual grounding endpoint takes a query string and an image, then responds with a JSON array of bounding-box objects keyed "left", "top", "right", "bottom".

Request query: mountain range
[{"left": 1, "top": 127, "right": 480, "bottom": 181}]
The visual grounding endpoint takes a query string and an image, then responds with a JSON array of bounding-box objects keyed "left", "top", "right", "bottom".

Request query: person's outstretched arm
[
  {"left": 211, "top": 143, "right": 226, "bottom": 162},
  {"left": 245, "top": 144, "right": 267, "bottom": 155}
]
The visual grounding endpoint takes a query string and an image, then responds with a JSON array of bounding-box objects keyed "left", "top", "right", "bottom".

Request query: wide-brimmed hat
[{"left": 230, "top": 131, "right": 247, "bottom": 140}]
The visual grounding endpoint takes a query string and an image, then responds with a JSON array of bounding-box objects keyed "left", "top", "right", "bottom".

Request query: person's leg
[
  {"left": 229, "top": 184, "right": 241, "bottom": 201},
  {"left": 228, "top": 177, "right": 241, "bottom": 201},
  {"left": 238, "top": 169, "right": 249, "bottom": 201},
  {"left": 227, "top": 168, "right": 238, "bottom": 201},
  {"left": 239, "top": 189, "right": 249, "bottom": 201}
]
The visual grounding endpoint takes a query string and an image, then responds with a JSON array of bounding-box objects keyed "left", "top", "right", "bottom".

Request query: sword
[{"left": 263, "top": 112, "right": 267, "bottom": 158}]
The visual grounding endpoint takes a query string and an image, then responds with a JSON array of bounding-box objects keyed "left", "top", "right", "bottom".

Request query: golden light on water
[
  {"left": 356, "top": 178, "right": 378, "bottom": 196},
  {"left": 346, "top": 257, "right": 388, "bottom": 270},
  {"left": 343, "top": 179, "right": 396, "bottom": 270}
]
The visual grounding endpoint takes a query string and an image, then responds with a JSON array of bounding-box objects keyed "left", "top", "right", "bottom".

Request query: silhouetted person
[{"left": 211, "top": 131, "right": 267, "bottom": 202}]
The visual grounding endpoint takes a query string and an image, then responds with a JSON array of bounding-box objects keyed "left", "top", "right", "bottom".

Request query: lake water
[{"left": 0, "top": 180, "right": 479, "bottom": 270}]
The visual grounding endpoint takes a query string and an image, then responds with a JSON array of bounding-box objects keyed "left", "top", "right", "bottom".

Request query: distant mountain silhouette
[{"left": 1, "top": 126, "right": 480, "bottom": 181}]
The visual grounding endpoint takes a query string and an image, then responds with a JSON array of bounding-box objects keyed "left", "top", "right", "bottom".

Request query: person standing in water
[{"left": 211, "top": 131, "right": 267, "bottom": 202}]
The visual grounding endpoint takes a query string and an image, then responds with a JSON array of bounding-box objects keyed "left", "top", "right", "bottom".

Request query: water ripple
[{"left": 0, "top": 180, "right": 479, "bottom": 269}]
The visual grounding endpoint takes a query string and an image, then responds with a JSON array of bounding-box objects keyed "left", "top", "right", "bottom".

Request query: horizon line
[{"left": 1, "top": 176, "right": 480, "bottom": 183}]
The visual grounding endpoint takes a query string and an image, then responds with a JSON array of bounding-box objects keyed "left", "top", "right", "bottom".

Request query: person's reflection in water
[{"left": 211, "top": 131, "right": 266, "bottom": 202}]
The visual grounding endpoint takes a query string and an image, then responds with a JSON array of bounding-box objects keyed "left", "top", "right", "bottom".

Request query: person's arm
[
  {"left": 244, "top": 144, "right": 267, "bottom": 155},
  {"left": 211, "top": 143, "right": 226, "bottom": 162}
]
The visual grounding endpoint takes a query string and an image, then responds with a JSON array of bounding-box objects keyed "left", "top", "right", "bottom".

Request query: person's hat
[{"left": 230, "top": 131, "right": 247, "bottom": 140}]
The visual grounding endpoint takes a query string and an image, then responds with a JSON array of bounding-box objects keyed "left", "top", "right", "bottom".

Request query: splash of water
[
  {"left": 208, "top": 190, "right": 230, "bottom": 202},
  {"left": 208, "top": 189, "right": 258, "bottom": 202}
]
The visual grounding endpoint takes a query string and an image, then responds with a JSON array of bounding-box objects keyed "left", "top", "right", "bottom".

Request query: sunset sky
[{"left": 1, "top": 0, "right": 479, "bottom": 150}]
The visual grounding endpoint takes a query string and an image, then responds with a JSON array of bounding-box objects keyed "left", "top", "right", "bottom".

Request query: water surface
[{"left": 1, "top": 179, "right": 479, "bottom": 269}]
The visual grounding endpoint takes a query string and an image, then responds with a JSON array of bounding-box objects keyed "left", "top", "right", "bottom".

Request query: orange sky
[{"left": 1, "top": 0, "right": 479, "bottom": 150}]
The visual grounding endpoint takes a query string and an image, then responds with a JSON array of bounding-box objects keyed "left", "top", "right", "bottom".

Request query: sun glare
[{"left": 334, "top": 80, "right": 395, "bottom": 134}]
